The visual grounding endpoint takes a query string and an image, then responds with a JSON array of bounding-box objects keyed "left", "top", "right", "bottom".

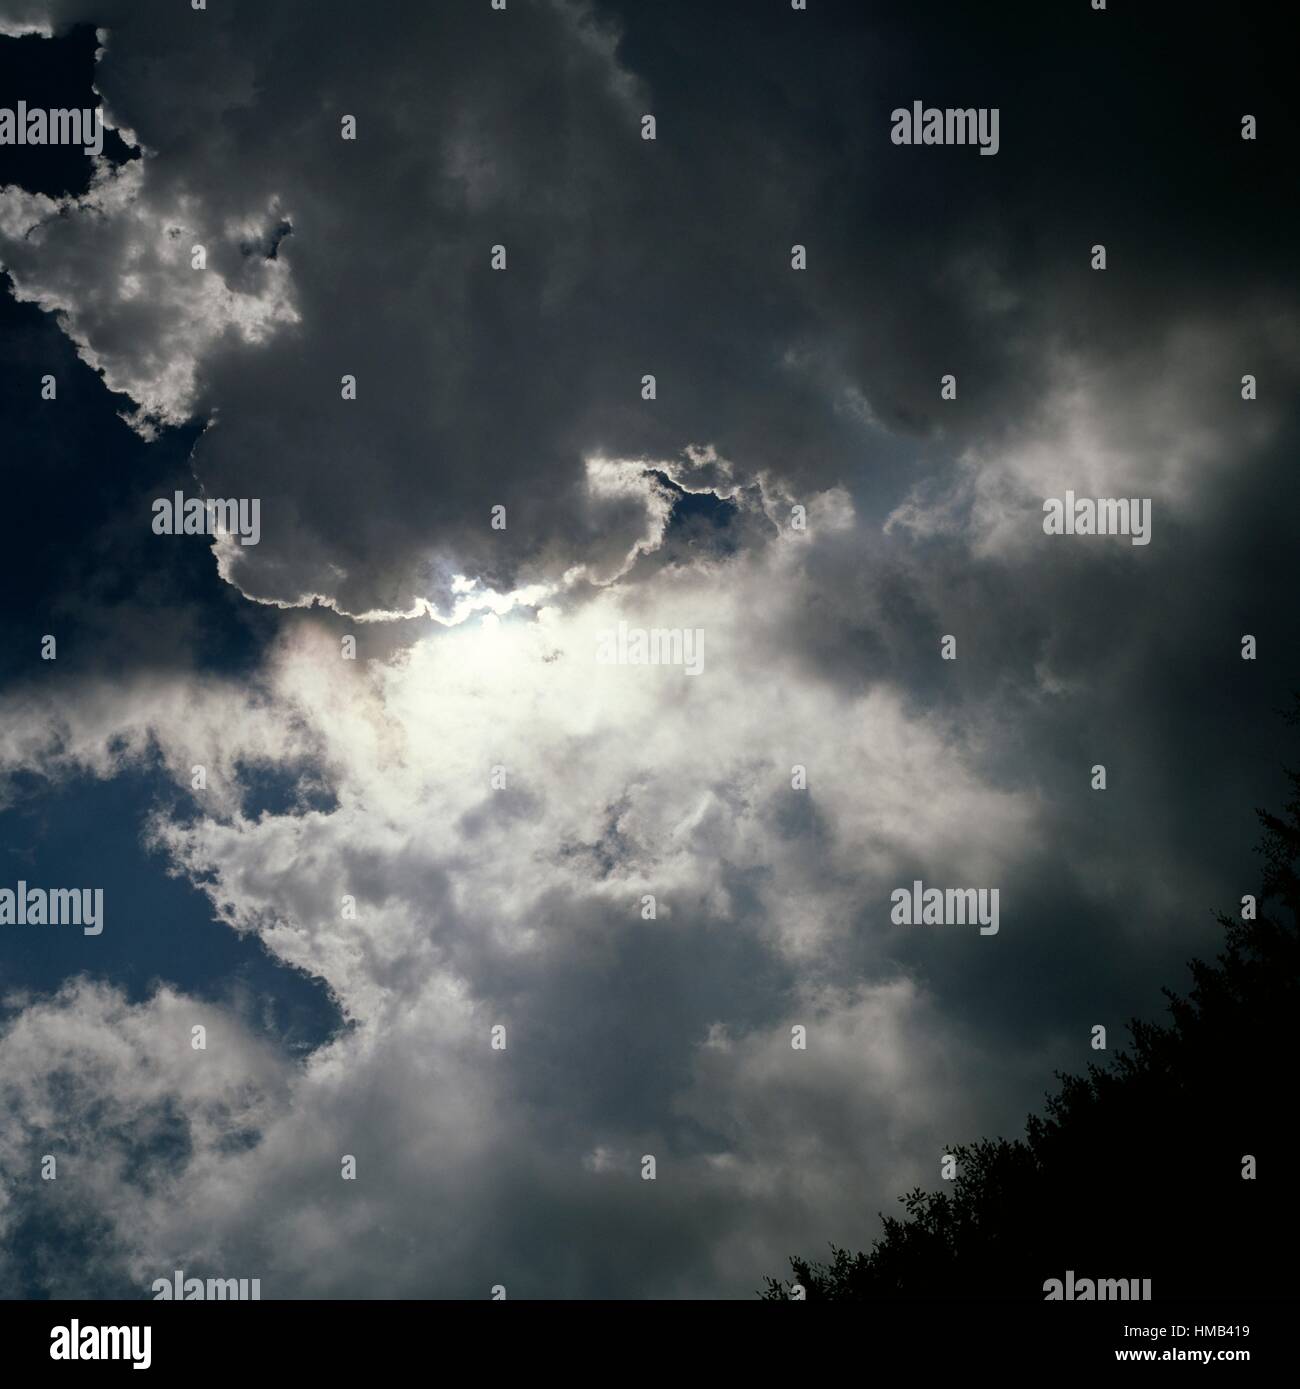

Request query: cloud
[
  {"left": 2, "top": 0, "right": 1298, "bottom": 1301},
  {"left": 2, "top": 0, "right": 679, "bottom": 616},
  {"left": 884, "top": 315, "right": 1299, "bottom": 557},
  {"left": 4, "top": 0, "right": 1296, "bottom": 626},
  {"left": 0, "top": 978, "right": 291, "bottom": 1297},
  {"left": 0, "top": 159, "right": 299, "bottom": 435},
  {"left": 0, "top": 499, "right": 1047, "bottom": 1294}
]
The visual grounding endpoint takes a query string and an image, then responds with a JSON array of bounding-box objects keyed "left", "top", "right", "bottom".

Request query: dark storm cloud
[{"left": 3, "top": 0, "right": 1288, "bottom": 620}]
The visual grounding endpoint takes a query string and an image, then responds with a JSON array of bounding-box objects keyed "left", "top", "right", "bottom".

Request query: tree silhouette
[{"left": 763, "top": 701, "right": 1300, "bottom": 1300}]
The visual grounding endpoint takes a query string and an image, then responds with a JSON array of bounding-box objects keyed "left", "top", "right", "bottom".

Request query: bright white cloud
[{"left": 0, "top": 502, "right": 1040, "bottom": 1295}]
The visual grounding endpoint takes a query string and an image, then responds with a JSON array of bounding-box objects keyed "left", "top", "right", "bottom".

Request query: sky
[{"left": 0, "top": 0, "right": 1296, "bottom": 1299}]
